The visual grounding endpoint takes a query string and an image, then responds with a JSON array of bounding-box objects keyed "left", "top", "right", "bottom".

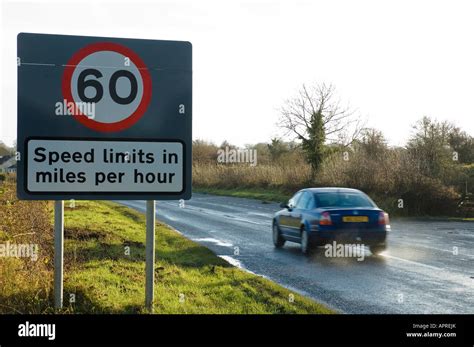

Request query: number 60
[{"left": 77, "top": 68, "right": 138, "bottom": 105}]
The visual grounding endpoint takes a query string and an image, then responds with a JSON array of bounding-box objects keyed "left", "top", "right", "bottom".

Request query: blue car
[{"left": 272, "top": 187, "right": 390, "bottom": 255}]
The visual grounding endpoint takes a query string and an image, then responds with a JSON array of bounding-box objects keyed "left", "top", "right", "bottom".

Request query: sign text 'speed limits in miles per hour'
[{"left": 26, "top": 138, "right": 184, "bottom": 194}]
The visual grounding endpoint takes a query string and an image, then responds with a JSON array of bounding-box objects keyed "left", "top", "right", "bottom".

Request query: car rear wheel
[
  {"left": 300, "top": 227, "right": 312, "bottom": 255},
  {"left": 272, "top": 223, "right": 285, "bottom": 248},
  {"left": 370, "top": 244, "right": 386, "bottom": 255}
]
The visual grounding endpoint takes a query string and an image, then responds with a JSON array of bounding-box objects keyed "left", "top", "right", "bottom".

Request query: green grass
[
  {"left": 193, "top": 187, "right": 291, "bottom": 203},
  {"left": 60, "top": 200, "right": 333, "bottom": 314}
]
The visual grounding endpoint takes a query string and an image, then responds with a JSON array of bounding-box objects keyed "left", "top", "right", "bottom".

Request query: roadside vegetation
[
  {"left": 0, "top": 176, "right": 53, "bottom": 313},
  {"left": 0, "top": 178, "right": 332, "bottom": 314},
  {"left": 193, "top": 83, "right": 474, "bottom": 218}
]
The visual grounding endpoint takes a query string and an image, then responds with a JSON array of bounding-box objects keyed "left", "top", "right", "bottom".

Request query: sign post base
[
  {"left": 145, "top": 200, "right": 155, "bottom": 312},
  {"left": 54, "top": 200, "right": 64, "bottom": 310}
]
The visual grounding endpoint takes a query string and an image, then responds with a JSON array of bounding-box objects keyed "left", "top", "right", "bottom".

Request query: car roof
[{"left": 302, "top": 187, "right": 364, "bottom": 194}]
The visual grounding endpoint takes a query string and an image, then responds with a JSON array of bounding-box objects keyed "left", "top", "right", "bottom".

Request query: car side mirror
[{"left": 280, "top": 202, "right": 289, "bottom": 209}]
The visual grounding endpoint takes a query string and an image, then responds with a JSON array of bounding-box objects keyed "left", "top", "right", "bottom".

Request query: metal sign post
[
  {"left": 54, "top": 200, "right": 64, "bottom": 309},
  {"left": 145, "top": 200, "right": 156, "bottom": 312}
]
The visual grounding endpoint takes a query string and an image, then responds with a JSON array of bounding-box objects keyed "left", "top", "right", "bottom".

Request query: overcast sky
[{"left": 1, "top": 0, "right": 474, "bottom": 148}]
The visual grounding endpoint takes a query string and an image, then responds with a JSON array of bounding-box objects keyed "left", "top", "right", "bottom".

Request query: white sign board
[{"left": 26, "top": 139, "right": 184, "bottom": 193}]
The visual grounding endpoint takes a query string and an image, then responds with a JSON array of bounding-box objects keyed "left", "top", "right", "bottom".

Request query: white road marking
[
  {"left": 218, "top": 255, "right": 242, "bottom": 267},
  {"left": 411, "top": 244, "right": 474, "bottom": 258},
  {"left": 248, "top": 211, "right": 273, "bottom": 218},
  {"left": 192, "top": 237, "right": 233, "bottom": 247},
  {"left": 218, "top": 256, "right": 258, "bottom": 276},
  {"left": 380, "top": 253, "right": 443, "bottom": 270}
]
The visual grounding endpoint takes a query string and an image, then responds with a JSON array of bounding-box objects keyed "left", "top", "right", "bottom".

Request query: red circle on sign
[{"left": 62, "top": 42, "right": 152, "bottom": 132}]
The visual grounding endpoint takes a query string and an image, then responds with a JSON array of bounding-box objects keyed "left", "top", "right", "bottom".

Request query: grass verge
[
  {"left": 62, "top": 201, "right": 333, "bottom": 313},
  {"left": 0, "top": 180, "right": 333, "bottom": 314},
  {"left": 193, "top": 187, "right": 290, "bottom": 204}
]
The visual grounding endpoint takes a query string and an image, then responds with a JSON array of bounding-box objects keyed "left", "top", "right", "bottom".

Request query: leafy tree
[{"left": 278, "top": 83, "right": 363, "bottom": 176}]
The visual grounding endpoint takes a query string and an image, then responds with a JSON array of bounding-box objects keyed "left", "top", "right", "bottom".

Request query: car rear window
[{"left": 314, "top": 192, "right": 375, "bottom": 208}]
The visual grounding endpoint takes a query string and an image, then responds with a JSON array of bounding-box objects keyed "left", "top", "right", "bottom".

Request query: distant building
[
  {"left": 0, "top": 155, "right": 16, "bottom": 173},
  {"left": 6, "top": 163, "right": 16, "bottom": 174}
]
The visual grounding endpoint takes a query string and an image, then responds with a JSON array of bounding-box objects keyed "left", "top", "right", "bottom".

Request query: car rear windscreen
[{"left": 314, "top": 192, "right": 375, "bottom": 208}]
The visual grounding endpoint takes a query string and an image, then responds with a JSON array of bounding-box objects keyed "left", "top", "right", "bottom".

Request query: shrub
[
  {"left": 0, "top": 181, "right": 53, "bottom": 313},
  {"left": 193, "top": 136, "right": 467, "bottom": 216}
]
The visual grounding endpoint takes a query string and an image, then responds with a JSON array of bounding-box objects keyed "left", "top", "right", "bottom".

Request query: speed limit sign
[
  {"left": 17, "top": 33, "right": 192, "bottom": 200},
  {"left": 62, "top": 42, "right": 152, "bottom": 132}
]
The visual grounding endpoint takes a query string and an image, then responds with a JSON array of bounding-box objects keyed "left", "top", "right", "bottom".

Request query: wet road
[{"left": 118, "top": 194, "right": 474, "bottom": 313}]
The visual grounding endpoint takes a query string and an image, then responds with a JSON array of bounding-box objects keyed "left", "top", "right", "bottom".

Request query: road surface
[{"left": 118, "top": 194, "right": 474, "bottom": 314}]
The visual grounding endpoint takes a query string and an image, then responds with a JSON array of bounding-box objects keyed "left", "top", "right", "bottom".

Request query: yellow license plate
[{"left": 343, "top": 216, "right": 368, "bottom": 223}]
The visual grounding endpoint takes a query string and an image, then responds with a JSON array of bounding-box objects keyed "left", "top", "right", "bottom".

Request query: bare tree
[
  {"left": 407, "top": 116, "right": 454, "bottom": 177},
  {"left": 278, "top": 83, "right": 364, "bottom": 174},
  {"left": 359, "top": 128, "right": 388, "bottom": 158}
]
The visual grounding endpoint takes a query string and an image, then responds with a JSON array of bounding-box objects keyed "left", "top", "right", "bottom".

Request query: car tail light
[
  {"left": 378, "top": 212, "right": 390, "bottom": 225},
  {"left": 319, "top": 211, "right": 332, "bottom": 225}
]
